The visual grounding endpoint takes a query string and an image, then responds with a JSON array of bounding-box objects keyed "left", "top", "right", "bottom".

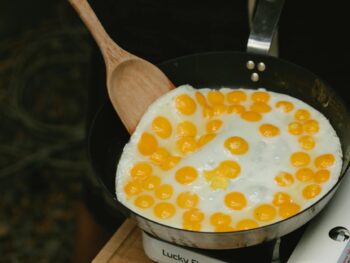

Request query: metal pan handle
[{"left": 247, "top": 0, "right": 285, "bottom": 56}]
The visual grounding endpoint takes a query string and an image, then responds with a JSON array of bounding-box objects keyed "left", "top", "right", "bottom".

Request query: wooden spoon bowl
[{"left": 69, "top": 0, "right": 174, "bottom": 133}]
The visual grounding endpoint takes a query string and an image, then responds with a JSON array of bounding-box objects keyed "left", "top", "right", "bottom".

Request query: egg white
[{"left": 116, "top": 85, "right": 342, "bottom": 231}]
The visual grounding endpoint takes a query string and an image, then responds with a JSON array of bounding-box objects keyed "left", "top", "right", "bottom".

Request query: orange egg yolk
[
  {"left": 155, "top": 184, "right": 174, "bottom": 200},
  {"left": 175, "top": 94, "right": 197, "bottom": 115},
  {"left": 210, "top": 212, "right": 232, "bottom": 227},
  {"left": 250, "top": 102, "right": 271, "bottom": 113},
  {"left": 227, "top": 104, "right": 245, "bottom": 114},
  {"left": 314, "top": 169, "right": 331, "bottom": 183},
  {"left": 236, "top": 219, "right": 259, "bottom": 230},
  {"left": 197, "top": 134, "right": 216, "bottom": 147},
  {"left": 205, "top": 160, "right": 241, "bottom": 180},
  {"left": 227, "top": 90, "right": 247, "bottom": 104},
  {"left": 302, "top": 184, "right": 321, "bottom": 199},
  {"left": 303, "top": 119, "right": 319, "bottom": 134},
  {"left": 288, "top": 122, "right": 303, "bottom": 136},
  {"left": 251, "top": 91, "right": 270, "bottom": 103},
  {"left": 224, "top": 192, "right": 247, "bottom": 210},
  {"left": 279, "top": 203, "right": 301, "bottom": 218},
  {"left": 296, "top": 168, "right": 314, "bottom": 182},
  {"left": 195, "top": 91, "right": 208, "bottom": 107},
  {"left": 295, "top": 109, "right": 311, "bottom": 122},
  {"left": 134, "top": 195, "right": 155, "bottom": 208},
  {"left": 183, "top": 209, "right": 205, "bottom": 232},
  {"left": 138, "top": 132, "right": 158, "bottom": 156},
  {"left": 183, "top": 222, "right": 202, "bottom": 231},
  {"left": 124, "top": 180, "right": 143, "bottom": 196},
  {"left": 176, "top": 137, "right": 197, "bottom": 154},
  {"left": 275, "top": 101, "right": 294, "bottom": 112},
  {"left": 290, "top": 152, "right": 311, "bottom": 167},
  {"left": 150, "top": 147, "right": 170, "bottom": 166},
  {"left": 254, "top": 204, "right": 276, "bottom": 221},
  {"left": 142, "top": 175, "right": 161, "bottom": 190},
  {"left": 152, "top": 116, "right": 172, "bottom": 138},
  {"left": 272, "top": 192, "right": 292, "bottom": 206},
  {"left": 274, "top": 172, "right": 294, "bottom": 187},
  {"left": 259, "top": 124, "right": 280, "bottom": 137},
  {"left": 209, "top": 176, "right": 228, "bottom": 190},
  {"left": 204, "top": 160, "right": 241, "bottom": 190},
  {"left": 315, "top": 154, "right": 335, "bottom": 169},
  {"left": 175, "top": 166, "right": 198, "bottom": 185},
  {"left": 176, "top": 192, "right": 199, "bottom": 209},
  {"left": 176, "top": 121, "right": 197, "bottom": 137},
  {"left": 160, "top": 155, "right": 181, "bottom": 171},
  {"left": 224, "top": 136, "right": 249, "bottom": 155},
  {"left": 130, "top": 162, "right": 152, "bottom": 180},
  {"left": 183, "top": 209, "right": 204, "bottom": 223},
  {"left": 241, "top": 111, "right": 262, "bottom": 122},
  {"left": 298, "top": 135, "right": 316, "bottom": 150},
  {"left": 154, "top": 202, "right": 176, "bottom": 219},
  {"left": 202, "top": 106, "right": 214, "bottom": 118},
  {"left": 213, "top": 104, "right": 228, "bottom": 115},
  {"left": 206, "top": 119, "right": 223, "bottom": 133},
  {"left": 207, "top": 90, "right": 225, "bottom": 106}
]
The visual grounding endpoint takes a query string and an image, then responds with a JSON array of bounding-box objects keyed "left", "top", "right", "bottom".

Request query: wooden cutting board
[{"left": 92, "top": 218, "right": 153, "bottom": 263}]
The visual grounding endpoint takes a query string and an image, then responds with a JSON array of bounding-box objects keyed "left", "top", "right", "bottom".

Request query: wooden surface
[{"left": 93, "top": 218, "right": 153, "bottom": 263}]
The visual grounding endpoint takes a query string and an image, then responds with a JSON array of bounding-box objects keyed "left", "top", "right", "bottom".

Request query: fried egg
[{"left": 115, "top": 85, "right": 342, "bottom": 232}]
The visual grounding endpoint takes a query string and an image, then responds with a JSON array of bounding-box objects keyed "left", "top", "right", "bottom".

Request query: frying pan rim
[{"left": 88, "top": 50, "right": 350, "bottom": 236}]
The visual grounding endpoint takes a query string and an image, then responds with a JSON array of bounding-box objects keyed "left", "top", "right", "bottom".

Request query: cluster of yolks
[
  {"left": 126, "top": 161, "right": 206, "bottom": 229},
  {"left": 287, "top": 108, "right": 319, "bottom": 150},
  {"left": 204, "top": 160, "right": 241, "bottom": 190},
  {"left": 210, "top": 212, "right": 234, "bottom": 232},
  {"left": 193, "top": 90, "right": 272, "bottom": 122},
  {"left": 123, "top": 88, "right": 337, "bottom": 233},
  {"left": 287, "top": 110, "right": 333, "bottom": 198},
  {"left": 272, "top": 192, "right": 301, "bottom": 219},
  {"left": 183, "top": 208, "right": 205, "bottom": 231},
  {"left": 140, "top": 91, "right": 287, "bottom": 164},
  {"left": 273, "top": 151, "right": 335, "bottom": 201}
]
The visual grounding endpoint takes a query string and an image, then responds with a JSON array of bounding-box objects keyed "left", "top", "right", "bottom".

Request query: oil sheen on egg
[{"left": 116, "top": 85, "right": 342, "bottom": 232}]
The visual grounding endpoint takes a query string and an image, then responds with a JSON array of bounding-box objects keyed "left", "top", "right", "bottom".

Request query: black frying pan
[{"left": 87, "top": 0, "right": 350, "bottom": 249}]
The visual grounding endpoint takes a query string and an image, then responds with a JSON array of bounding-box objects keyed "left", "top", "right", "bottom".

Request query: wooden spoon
[{"left": 69, "top": 0, "right": 174, "bottom": 133}]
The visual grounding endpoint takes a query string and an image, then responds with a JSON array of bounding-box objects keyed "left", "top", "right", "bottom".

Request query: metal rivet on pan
[
  {"left": 251, "top": 72, "right": 259, "bottom": 82},
  {"left": 246, "top": 60, "right": 255, "bottom": 70},
  {"left": 257, "top": 62, "right": 266, "bottom": 72}
]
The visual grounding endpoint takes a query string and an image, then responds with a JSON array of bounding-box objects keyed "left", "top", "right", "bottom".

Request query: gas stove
[{"left": 141, "top": 172, "right": 350, "bottom": 263}]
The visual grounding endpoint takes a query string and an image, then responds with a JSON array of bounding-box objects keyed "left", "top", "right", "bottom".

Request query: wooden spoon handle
[{"left": 68, "top": 0, "right": 131, "bottom": 69}]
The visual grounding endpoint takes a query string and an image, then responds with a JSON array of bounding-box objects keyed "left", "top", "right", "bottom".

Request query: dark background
[{"left": 0, "top": 0, "right": 348, "bottom": 262}]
